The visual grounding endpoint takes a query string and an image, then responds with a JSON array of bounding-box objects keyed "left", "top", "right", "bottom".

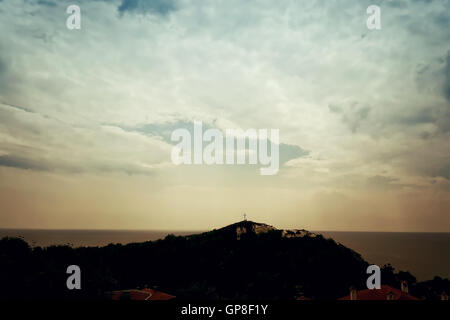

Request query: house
[
  {"left": 109, "top": 288, "right": 176, "bottom": 301},
  {"left": 338, "top": 281, "right": 419, "bottom": 300}
]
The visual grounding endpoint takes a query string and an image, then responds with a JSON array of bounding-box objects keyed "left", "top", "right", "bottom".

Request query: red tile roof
[
  {"left": 110, "top": 288, "right": 176, "bottom": 301},
  {"left": 338, "top": 285, "right": 419, "bottom": 300},
  {"left": 142, "top": 288, "right": 176, "bottom": 300}
]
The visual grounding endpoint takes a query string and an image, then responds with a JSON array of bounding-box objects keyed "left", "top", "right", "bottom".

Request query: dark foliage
[
  {"left": 381, "top": 263, "right": 450, "bottom": 300},
  {"left": 0, "top": 222, "right": 447, "bottom": 300}
]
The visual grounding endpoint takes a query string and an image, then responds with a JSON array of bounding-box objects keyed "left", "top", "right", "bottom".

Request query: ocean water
[
  {"left": 0, "top": 229, "right": 448, "bottom": 281},
  {"left": 0, "top": 229, "right": 196, "bottom": 247},
  {"left": 319, "top": 231, "right": 450, "bottom": 281}
]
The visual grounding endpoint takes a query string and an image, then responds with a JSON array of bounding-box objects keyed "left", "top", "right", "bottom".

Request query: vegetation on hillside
[{"left": 0, "top": 221, "right": 448, "bottom": 300}]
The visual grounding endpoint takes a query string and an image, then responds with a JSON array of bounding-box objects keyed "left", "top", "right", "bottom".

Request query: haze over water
[{"left": 1, "top": 228, "right": 448, "bottom": 281}]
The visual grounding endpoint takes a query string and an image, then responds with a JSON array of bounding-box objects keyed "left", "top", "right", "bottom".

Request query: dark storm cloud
[
  {"left": 118, "top": 0, "right": 178, "bottom": 16},
  {"left": 0, "top": 153, "right": 150, "bottom": 175},
  {"left": 0, "top": 154, "right": 49, "bottom": 171},
  {"left": 0, "top": 148, "right": 155, "bottom": 175}
]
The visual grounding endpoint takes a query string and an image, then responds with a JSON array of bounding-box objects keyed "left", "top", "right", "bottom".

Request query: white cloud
[{"left": 0, "top": 0, "right": 449, "bottom": 229}]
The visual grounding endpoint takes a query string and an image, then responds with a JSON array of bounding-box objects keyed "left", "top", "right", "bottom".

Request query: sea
[{"left": 0, "top": 229, "right": 448, "bottom": 281}]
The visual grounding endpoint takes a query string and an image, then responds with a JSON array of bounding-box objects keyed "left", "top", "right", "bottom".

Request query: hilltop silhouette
[{"left": 0, "top": 221, "right": 448, "bottom": 300}]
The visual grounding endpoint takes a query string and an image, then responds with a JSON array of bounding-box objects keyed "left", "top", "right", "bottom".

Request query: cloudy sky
[{"left": 0, "top": 0, "right": 449, "bottom": 231}]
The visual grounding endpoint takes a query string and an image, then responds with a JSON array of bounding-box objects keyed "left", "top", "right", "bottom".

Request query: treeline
[{"left": 0, "top": 228, "right": 448, "bottom": 300}]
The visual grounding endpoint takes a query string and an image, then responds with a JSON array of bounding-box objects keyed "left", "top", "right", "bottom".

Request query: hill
[{"left": 0, "top": 221, "right": 448, "bottom": 299}]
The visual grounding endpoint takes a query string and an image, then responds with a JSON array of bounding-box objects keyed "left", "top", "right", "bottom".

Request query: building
[
  {"left": 338, "top": 281, "right": 419, "bottom": 300},
  {"left": 109, "top": 288, "right": 176, "bottom": 301}
]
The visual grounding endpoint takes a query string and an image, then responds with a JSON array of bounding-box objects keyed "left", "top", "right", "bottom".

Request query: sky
[{"left": 0, "top": 0, "right": 449, "bottom": 231}]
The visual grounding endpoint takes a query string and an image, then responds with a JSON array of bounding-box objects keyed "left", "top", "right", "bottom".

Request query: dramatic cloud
[
  {"left": 118, "top": 120, "right": 309, "bottom": 166},
  {"left": 0, "top": 154, "right": 49, "bottom": 171},
  {"left": 0, "top": 102, "right": 171, "bottom": 175},
  {"left": 0, "top": 0, "right": 449, "bottom": 231}
]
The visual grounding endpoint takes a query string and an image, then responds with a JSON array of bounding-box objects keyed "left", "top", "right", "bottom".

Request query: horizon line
[{"left": 0, "top": 226, "right": 449, "bottom": 234}]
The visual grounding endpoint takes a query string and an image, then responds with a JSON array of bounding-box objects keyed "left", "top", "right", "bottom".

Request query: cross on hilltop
[{"left": 243, "top": 213, "right": 247, "bottom": 221}]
